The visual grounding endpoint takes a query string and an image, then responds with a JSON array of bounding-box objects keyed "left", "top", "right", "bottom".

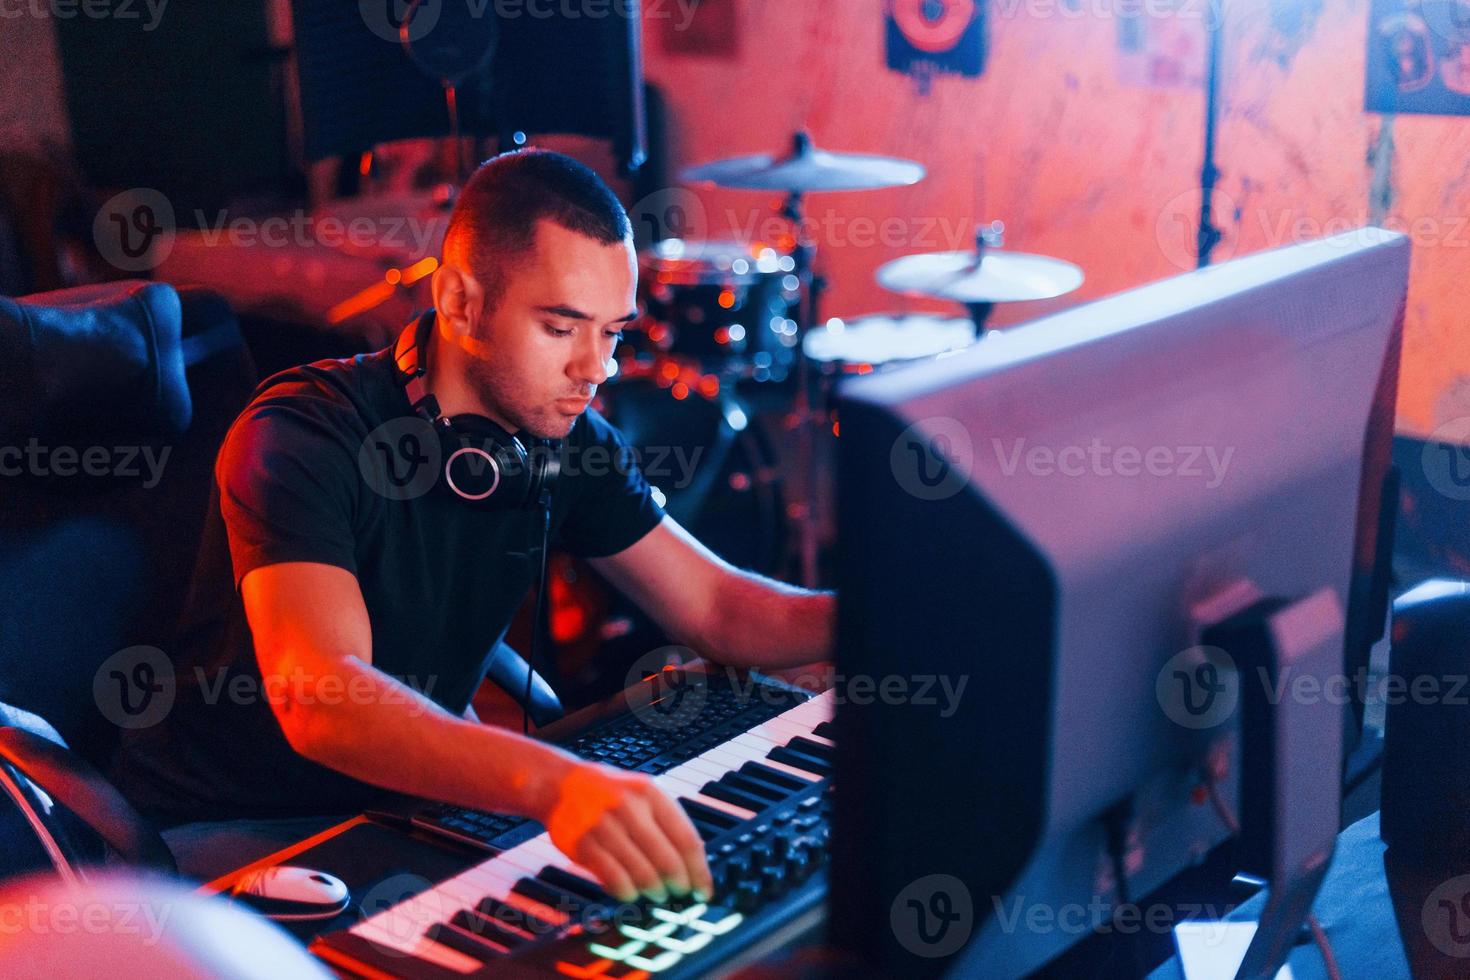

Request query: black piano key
[
  {"left": 450, "top": 909, "right": 529, "bottom": 948},
  {"left": 788, "top": 736, "right": 835, "bottom": 762},
  {"left": 813, "top": 721, "right": 836, "bottom": 740},
  {"left": 769, "top": 746, "right": 831, "bottom": 777},
  {"left": 689, "top": 815, "right": 726, "bottom": 841},
  {"left": 538, "top": 865, "right": 615, "bottom": 904},
  {"left": 426, "top": 921, "right": 508, "bottom": 961},
  {"left": 512, "top": 876, "right": 591, "bottom": 919},
  {"left": 724, "top": 771, "right": 792, "bottom": 803},
  {"left": 475, "top": 895, "right": 558, "bottom": 937},
  {"left": 741, "top": 761, "right": 810, "bottom": 792},
  {"left": 701, "top": 779, "right": 772, "bottom": 815},
  {"left": 680, "top": 797, "right": 742, "bottom": 830}
]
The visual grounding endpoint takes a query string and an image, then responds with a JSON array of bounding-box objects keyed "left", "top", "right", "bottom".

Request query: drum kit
[{"left": 594, "top": 131, "right": 1087, "bottom": 586}]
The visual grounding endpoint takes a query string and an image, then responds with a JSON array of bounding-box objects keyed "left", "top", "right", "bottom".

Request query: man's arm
[
  {"left": 588, "top": 517, "right": 834, "bottom": 670},
  {"left": 242, "top": 561, "right": 712, "bottom": 903}
]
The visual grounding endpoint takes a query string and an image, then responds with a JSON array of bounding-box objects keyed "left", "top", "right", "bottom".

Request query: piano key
[
  {"left": 475, "top": 895, "right": 559, "bottom": 937},
  {"left": 489, "top": 887, "right": 571, "bottom": 931},
  {"left": 813, "top": 720, "right": 836, "bottom": 740},
  {"left": 726, "top": 744, "right": 820, "bottom": 785},
  {"left": 657, "top": 773, "right": 758, "bottom": 822},
  {"left": 774, "top": 740, "right": 832, "bottom": 772},
  {"left": 511, "top": 876, "right": 610, "bottom": 921},
  {"left": 740, "top": 761, "right": 811, "bottom": 792},
  {"left": 788, "top": 736, "right": 835, "bottom": 762},
  {"left": 768, "top": 746, "right": 831, "bottom": 777},
  {"left": 699, "top": 779, "right": 773, "bottom": 814},
  {"left": 700, "top": 742, "right": 771, "bottom": 775},
  {"left": 722, "top": 771, "right": 792, "bottom": 803},
  {"left": 354, "top": 918, "right": 483, "bottom": 972},
  {"left": 678, "top": 755, "right": 735, "bottom": 781},
  {"left": 727, "top": 731, "right": 785, "bottom": 756},
  {"left": 425, "top": 920, "right": 509, "bottom": 961},
  {"left": 678, "top": 797, "right": 742, "bottom": 831},
  {"left": 450, "top": 908, "right": 529, "bottom": 948},
  {"left": 538, "top": 865, "right": 616, "bottom": 905},
  {"left": 760, "top": 717, "right": 826, "bottom": 742}
]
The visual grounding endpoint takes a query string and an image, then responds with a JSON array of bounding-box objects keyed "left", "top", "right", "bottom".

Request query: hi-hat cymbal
[
  {"left": 681, "top": 131, "right": 925, "bottom": 193},
  {"left": 876, "top": 249, "right": 1084, "bottom": 304}
]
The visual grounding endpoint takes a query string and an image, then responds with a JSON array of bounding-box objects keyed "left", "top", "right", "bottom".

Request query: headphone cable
[{"left": 525, "top": 488, "right": 553, "bottom": 735}]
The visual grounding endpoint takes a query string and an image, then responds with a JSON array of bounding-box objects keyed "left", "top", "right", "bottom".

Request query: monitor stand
[{"left": 1178, "top": 588, "right": 1345, "bottom": 980}]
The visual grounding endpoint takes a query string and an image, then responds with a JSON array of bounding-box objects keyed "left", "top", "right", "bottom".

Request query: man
[{"left": 114, "top": 150, "right": 833, "bottom": 904}]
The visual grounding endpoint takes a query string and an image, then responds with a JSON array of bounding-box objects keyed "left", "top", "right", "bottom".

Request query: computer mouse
[{"left": 229, "top": 865, "right": 351, "bottom": 921}]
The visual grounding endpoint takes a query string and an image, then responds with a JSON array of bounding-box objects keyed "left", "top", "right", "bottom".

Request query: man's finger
[
  {"left": 594, "top": 820, "right": 669, "bottom": 902},
  {"left": 649, "top": 790, "right": 714, "bottom": 899},
  {"left": 615, "top": 809, "right": 692, "bottom": 897},
  {"left": 573, "top": 839, "right": 638, "bottom": 904}
]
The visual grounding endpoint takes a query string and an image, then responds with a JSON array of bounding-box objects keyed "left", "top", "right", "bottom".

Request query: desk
[{"left": 1150, "top": 811, "right": 1470, "bottom": 980}]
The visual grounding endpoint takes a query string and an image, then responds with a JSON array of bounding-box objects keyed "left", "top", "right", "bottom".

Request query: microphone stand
[{"left": 1197, "top": 0, "right": 1225, "bottom": 269}]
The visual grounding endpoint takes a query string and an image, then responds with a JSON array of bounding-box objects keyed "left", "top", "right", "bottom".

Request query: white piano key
[
  {"left": 761, "top": 717, "right": 826, "bottom": 742},
  {"left": 677, "top": 756, "right": 736, "bottom": 783},
  {"left": 699, "top": 742, "right": 764, "bottom": 770}
]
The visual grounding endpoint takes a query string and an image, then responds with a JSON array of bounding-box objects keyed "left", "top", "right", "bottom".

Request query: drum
[
  {"left": 635, "top": 239, "right": 801, "bottom": 377},
  {"left": 594, "top": 358, "right": 787, "bottom": 575}
]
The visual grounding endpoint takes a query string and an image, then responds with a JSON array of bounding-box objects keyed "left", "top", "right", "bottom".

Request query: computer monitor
[
  {"left": 290, "top": 2, "right": 647, "bottom": 174},
  {"left": 828, "top": 228, "right": 1409, "bottom": 977}
]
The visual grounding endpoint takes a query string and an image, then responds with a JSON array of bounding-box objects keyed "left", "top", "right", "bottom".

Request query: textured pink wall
[{"left": 642, "top": 0, "right": 1468, "bottom": 437}]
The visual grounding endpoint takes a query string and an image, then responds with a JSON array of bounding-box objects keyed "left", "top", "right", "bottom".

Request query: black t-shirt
[{"left": 113, "top": 339, "right": 664, "bottom": 826}]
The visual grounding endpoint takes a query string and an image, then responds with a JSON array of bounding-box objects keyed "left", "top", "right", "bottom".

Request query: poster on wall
[
  {"left": 1366, "top": 0, "right": 1470, "bottom": 115},
  {"left": 657, "top": 0, "right": 739, "bottom": 59},
  {"left": 885, "top": 0, "right": 987, "bottom": 91}
]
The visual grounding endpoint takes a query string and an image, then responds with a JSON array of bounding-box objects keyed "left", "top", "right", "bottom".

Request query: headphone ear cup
[{"left": 438, "top": 415, "right": 532, "bottom": 508}]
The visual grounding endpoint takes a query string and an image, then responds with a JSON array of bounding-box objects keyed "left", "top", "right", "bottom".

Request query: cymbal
[
  {"left": 681, "top": 131, "right": 925, "bottom": 193},
  {"left": 876, "top": 249, "right": 1084, "bottom": 304},
  {"left": 803, "top": 313, "right": 975, "bottom": 368}
]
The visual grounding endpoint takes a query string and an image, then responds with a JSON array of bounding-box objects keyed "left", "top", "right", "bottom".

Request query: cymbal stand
[
  {"left": 964, "top": 221, "right": 1006, "bottom": 336},
  {"left": 782, "top": 187, "right": 826, "bottom": 588}
]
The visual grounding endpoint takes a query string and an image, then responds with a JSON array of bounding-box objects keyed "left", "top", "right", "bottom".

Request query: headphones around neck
[{"left": 393, "top": 311, "right": 560, "bottom": 510}]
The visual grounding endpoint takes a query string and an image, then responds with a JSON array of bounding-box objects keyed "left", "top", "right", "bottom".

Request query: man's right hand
[
  {"left": 240, "top": 562, "right": 714, "bottom": 905},
  {"left": 535, "top": 758, "right": 714, "bottom": 905}
]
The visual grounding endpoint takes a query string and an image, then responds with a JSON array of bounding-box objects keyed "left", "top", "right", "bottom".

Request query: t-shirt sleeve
[
  {"left": 215, "top": 398, "right": 363, "bottom": 588},
  {"left": 555, "top": 409, "right": 667, "bottom": 559}
]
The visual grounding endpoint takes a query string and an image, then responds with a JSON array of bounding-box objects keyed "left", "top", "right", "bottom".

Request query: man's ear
[{"left": 430, "top": 263, "right": 485, "bottom": 341}]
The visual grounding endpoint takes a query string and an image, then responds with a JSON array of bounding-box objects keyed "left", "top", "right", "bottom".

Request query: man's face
[{"left": 462, "top": 219, "right": 637, "bottom": 439}]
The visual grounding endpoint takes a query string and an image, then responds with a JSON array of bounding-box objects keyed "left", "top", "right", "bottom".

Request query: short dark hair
[{"left": 443, "top": 148, "right": 631, "bottom": 312}]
